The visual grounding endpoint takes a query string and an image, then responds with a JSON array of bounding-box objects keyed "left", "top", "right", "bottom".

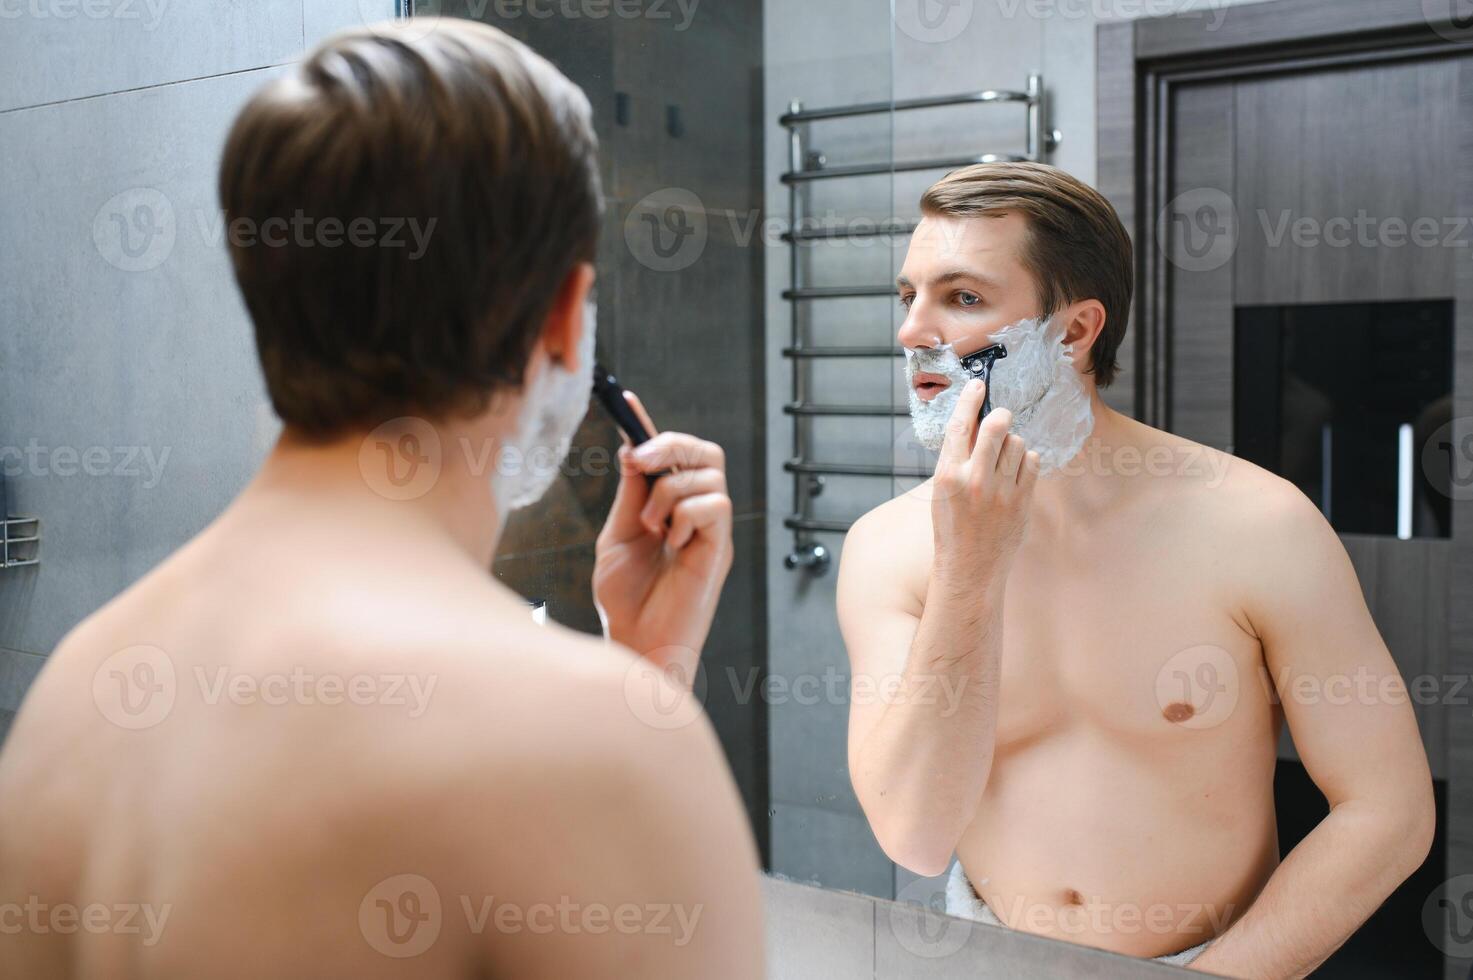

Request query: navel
[{"left": 1163, "top": 701, "right": 1196, "bottom": 723}]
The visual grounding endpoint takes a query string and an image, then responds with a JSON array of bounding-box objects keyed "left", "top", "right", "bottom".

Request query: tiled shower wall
[
  {"left": 762, "top": 0, "right": 1282, "bottom": 900},
  {"left": 0, "top": 0, "right": 399, "bottom": 736}
]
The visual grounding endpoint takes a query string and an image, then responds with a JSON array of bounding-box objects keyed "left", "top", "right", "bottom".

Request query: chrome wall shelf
[
  {"left": 2, "top": 516, "right": 40, "bottom": 569},
  {"left": 780, "top": 74, "right": 1058, "bottom": 573}
]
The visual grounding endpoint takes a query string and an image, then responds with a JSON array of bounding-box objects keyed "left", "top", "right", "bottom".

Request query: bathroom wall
[
  {"left": 762, "top": 0, "right": 1284, "bottom": 900},
  {"left": 0, "top": 0, "right": 399, "bottom": 738}
]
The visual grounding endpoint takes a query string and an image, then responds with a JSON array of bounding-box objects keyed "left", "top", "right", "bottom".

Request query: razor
[
  {"left": 959, "top": 343, "right": 1008, "bottom": 421},
  {"left": 591, "top": 362, "right": 667, "bottom": 488}
]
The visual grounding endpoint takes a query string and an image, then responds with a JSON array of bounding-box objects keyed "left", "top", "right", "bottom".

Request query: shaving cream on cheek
[
  {"left": 904, "top": 315, "right": 1094, "bottom": 474},
  {"left": 494, "top": 296, "right": 599, "bottom": 510}
]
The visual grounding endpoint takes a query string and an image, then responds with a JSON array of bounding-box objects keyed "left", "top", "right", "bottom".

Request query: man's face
[{"left": 896, "top": 212, "right": 1041, "bottom": 403}]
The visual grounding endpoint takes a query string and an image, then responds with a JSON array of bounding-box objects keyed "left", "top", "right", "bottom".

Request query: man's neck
[
  {"left": 247, "top": 420, "right": 510, "bottom": 569},
  {"left": 1028, "top": 390, "right": 1145, "bottom": 529}
]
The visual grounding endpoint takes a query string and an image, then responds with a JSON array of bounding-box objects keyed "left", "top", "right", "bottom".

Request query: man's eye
[
  {"left": 957, "top": 292, "right": 980, "bottom": 307},
  {"left": 898, "top": 294, "right": 915, "bottom": 310}
]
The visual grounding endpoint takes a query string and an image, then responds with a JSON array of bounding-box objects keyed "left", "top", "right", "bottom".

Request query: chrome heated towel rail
[{"left": 781, "top": 74, "right": 1059, "bottom": 574}]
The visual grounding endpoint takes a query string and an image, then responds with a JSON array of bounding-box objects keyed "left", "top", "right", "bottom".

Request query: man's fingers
[
  {"left": 667, "top": 492, "right": 734, "bottom": 552},
  {"left": 603, "top": 442, "right": 662, "bottom": 542},
  {"left": 623, "top": 389, "right": 660, "bottom": 439},
  {"left": 640, "top": 467, "right": 728, "bottom": 535},
  {"left": 1018, "top": 449, "right": 1041, "bottom": 489},
  {"left": 971, "top": 407, "right": 1012, "bottom": 471},
  {"left": 996, "top": 432, "right": 1025, "bottom": 478},
  {"left": 600, "top": 445, "right": 654, "bottom": 545},
  {"left": 627, "top": 432, "right": 726, "bottom": 474},
  {"left": 940, "top": 379, "right": 987, "bottom": 464}
]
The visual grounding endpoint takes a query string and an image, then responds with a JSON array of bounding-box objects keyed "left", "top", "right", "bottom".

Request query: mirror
[{"left": 426, "top": 1, "right": 1461, "bottom": 975}]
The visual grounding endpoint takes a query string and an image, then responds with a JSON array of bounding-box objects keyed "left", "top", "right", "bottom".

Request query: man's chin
[{"left": 905, "top": 413, "right": 947, "bottom": 455}]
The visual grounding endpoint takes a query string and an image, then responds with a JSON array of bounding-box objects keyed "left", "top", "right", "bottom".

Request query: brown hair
[
  {"left": 920, "top": 162, "right": 1132, "bottom": 387},
  {"left": 219, "top": 19, "right": 602, "bottom": 439}
]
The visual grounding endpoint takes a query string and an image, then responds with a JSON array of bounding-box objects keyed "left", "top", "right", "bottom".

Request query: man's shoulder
[
  {"left": 1129, "top": 429, "right": 1335, "bottom": 588},
  {"left": 850, "top": 479, "right": 934, "bottom": 540},
  {"left": 1126, "top": 427, "right": 1312, "bottom": 525}
]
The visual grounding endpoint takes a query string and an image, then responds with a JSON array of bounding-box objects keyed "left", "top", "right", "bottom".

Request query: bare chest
[{"left": 980, "top": 532, "right": 1270, "bottom": 750}]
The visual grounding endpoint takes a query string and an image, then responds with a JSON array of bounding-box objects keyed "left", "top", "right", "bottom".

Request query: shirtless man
[
  {"left": 0, "top": 20, "right": 762, "bottom": 979},
  {"left": 838, "top": 162, "right": 1435, "bottom": 976}
]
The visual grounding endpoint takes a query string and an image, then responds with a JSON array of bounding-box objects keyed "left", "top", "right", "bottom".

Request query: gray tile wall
[
  {"left": 762, "top": 0, "right": 1285, "bottom": 899},
  {"left": 0, "top": 0, "right": 417, "bottom": 735}
]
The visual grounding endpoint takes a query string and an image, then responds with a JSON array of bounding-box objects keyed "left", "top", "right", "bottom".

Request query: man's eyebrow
[{"left": 894, "top": 269, "right": 1000, "bottom": 290}]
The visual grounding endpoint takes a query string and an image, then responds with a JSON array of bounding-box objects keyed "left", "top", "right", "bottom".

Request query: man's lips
[{"left": 911, "top": 372, "right": 952, "bottom": 402}]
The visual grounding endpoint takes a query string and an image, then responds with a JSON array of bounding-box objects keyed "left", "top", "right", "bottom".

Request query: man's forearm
[
  {"left": 1186, "top": 798, "right": 1430, "bottom": 978},
  {"left": 852, "top": 573, "right": 1005, "bottom": 874}
]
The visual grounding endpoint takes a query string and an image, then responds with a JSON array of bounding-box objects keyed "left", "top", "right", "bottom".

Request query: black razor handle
[
  {"left": 960, "top": 344, "right": 1008, "bottom": 422},
  {"left": 592, "top": 363, "right": 664, "bottom": 488}
]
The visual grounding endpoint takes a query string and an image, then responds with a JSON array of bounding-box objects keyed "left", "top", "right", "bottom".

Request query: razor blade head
[{"left": 960, "top": 343, "right": 1008, "bottom": 378}]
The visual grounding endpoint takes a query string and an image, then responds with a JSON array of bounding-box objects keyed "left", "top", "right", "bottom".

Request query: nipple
[{"left": 1163, "top": 701, "right": 1196, "bottom": 723}]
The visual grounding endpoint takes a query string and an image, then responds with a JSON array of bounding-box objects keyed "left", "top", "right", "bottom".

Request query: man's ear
[
  {"left": 539, "top": 261, "right": 597, "bottom": 372},
  {"left": 1059, "top": 300, "right": 1106, "bottom": 360}
]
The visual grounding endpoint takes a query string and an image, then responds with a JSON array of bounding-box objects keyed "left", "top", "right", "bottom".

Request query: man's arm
[
  {"left": 838, "top": 381, "right": 1038, "bottom": 875},
  {"left": 1187, "top": 487, "right": 1435, "bottom": 979}
]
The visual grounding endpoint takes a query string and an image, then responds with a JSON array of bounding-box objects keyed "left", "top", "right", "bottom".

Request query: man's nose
[{"left": 896, "top": 301, "right": 944, "bottom": 351}]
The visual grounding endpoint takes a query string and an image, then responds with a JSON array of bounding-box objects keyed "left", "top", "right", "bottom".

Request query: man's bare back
[
  {"left": 0, "top": 442, "right": 762, "bottom": 979},
  {"left": 1, "top": 22, "right": 765, "bottom": 978}
]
